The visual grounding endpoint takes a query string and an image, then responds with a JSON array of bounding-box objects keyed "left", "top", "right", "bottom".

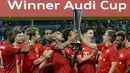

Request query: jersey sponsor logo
[{"left": 83, "top": 52, "right": 89, "bottom": 57}]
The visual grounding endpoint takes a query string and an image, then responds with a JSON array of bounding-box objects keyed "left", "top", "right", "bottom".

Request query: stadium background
[{"left": 0, "top": 20, "right": 130, "bottom": 43}]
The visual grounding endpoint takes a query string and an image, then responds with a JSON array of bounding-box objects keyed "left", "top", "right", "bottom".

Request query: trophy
[{"left": 72, "top": 9, "right": 83, "bottom": 51}]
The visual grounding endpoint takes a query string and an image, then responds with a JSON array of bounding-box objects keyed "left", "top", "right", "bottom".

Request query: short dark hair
[
  {"left": 42, "top": 28, "right": 53, "bottom": 35},
  {"left": 81, "top": 27, "right": 93, "bottom": 34},
  {"left": 21, "top": 26, "right": 29, "bottom": 33},
  {"left": 13, "top": 26, "right": 23, "bottom": 36},
  {"left": 106, "top": 30, "right": 116, "bottom": 43},
  {"left": 116, "top": 31, "right": 127, "bottom": 41},
  {"left": 3, "top": 28, "right": 14, "bottom": 39},
  {"left": 62, "top": 28, "right": 72, "bottom": 41}
]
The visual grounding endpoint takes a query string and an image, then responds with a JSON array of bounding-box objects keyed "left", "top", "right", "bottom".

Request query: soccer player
[
  {"left": 39, "top": 29, "right": 54, "bottom": 73},
  {"left": 43, "top": 29, "right": 53, "bottom": 46},
  {"left": 81, "top": 30, "right": 118, "bottom": 73},
  {"left": 0, "top": 28, "right": 30, "bottom": 73},
  {"left": 22, "top": 27, "right": 53, "bottom": 73},
  {"left": 76, "top": 27, "right": 97, "bottom": 73},
  {"left": 13, "top": 27, "right": 25, "bottom": 73},
  {"left": 114, "top": 31, "right": 130, "bottom": 73},
  {"left": 51, "top": 30, "right": 76, "bottom": 73}
]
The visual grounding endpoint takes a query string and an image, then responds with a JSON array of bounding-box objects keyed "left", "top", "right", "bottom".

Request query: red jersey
[
  {"left": 43, "top": 43, "right": 51, "bottom": 50},
  {"left": 52, "top": 52, "right": 72, "bottom": 73},
  {"left": 42, "top": 43, "right": 56, "bottom": 73},
  {"left": 97, "top": 44, "right": 118, "bottom": 73},
  {"left": 13, "top": 42, "right": 25, "bottom": 73},
  {"left": 43, "top": 43, "right": 55, "bottom": 62},
  {"left": 42, "top": 42, "right": 74, "bottom": 73},
  {"left": 23, "top": 43, "right": 44, "bottom": 73},
  {"left": 52, "top": 46, "right": 74, "bottom": 73},
  {"left": 77, "top": 42, "right": 97, "bottom": 73},
  {"left": 114, "top": 48, "right": 130, "bottom": 73},
  {"left": 18, "top": 43, "right": 25, "bottom": 73},
  {"left": 0, "top": 41, "right": 20, "bottom": 73}
]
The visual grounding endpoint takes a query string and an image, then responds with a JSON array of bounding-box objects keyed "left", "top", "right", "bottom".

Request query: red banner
[{"left": 0, "top": 0, "right": 129, "bottom": 17}]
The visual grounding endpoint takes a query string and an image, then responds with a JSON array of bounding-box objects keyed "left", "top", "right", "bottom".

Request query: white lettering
[
  {"left": 75, "top": 3, "right": 82, "bottom": 9},
  {"left": 37, "top": 3, "right": 45, "bottom": 10},
  {"left": 54, "top": 3, "right": 60, "bottom": 10},
  {"left": 28, "top": 3, "right": 36, "bottom": 10},
  {"left": 7, "top": 0, "right": 23, "bottom": 9},
  {"left": 119, "top": 3, "right": 127, "bottom": 12},
  {"left": 7, "top": 0, "right": 60, "bottom": 10},
  {"left": 46, "top": 3, "right": 54, "bottom": 10},
  {"left": 101, "top": 1, "right": 109, "bottom": 10},
  {"left": 64, "top": 1, "right": 74, "bottom": 10},
  {"left": 101, "top": 1, "right": 127, "bottom": 12}
]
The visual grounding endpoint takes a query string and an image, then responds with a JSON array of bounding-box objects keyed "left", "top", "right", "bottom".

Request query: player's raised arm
[
  {"left": 54, "top": 31, "right": 76, "bottom": 51},
  {"left": 33, "top": 49, "right": 53, "bottom": 65},
  {"left": 80, "top": 33, "right": 97, "bottom": 50},
  {"left": 19, "top": 34, "right": 30, "bottom": 53},
  {"left": 77, "top": 49, "right": 97, "bottom": 64}
]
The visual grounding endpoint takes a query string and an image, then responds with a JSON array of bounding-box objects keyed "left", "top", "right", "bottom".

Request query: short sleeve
[
  {"left": 63, "top": 47, "right": 74, "bottom": 56},
  {"left": 109, "top": 49, "right": 118, "bottom": 62},
  {"left": 6, "top": 45, "right": 21, "bottom": 55},
  {"left": 97, "top": 44, "right": 105, "bottom": 51},
  {"left": 50, "top": 42, "right": 56, "bottom": 50}
]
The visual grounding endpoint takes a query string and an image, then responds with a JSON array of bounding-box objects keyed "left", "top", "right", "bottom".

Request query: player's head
[
  {"left": 62, "top": 28, "right": 74, "bottom": 41},
  {"left": 3, "top": 28, "right": 15, "bottom": 43},
  {"left": 103, "top": 30, "right": 116, "bottom": 43},
  {"left": 13, "top": 26, "right": 24, "bottom": 44},
  {"left": 44, "top": 29, "right": 53, "bottom": 43},
  {"left": 81, "top": 27, "right": 94, "bottom": 42},
  {"left": 114, "top": 31, "right": 126, "bottom": 49},
  {"left": 25, "top": 27, "right": 40, "bottom": 42},
  {"left": 52, "top": 31, "right": 64, "bottom": 42}
]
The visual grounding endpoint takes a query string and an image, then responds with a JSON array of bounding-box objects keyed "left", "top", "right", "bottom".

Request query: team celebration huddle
[{"left": 0, "top": 23, "right": 130, "bottom": 73}]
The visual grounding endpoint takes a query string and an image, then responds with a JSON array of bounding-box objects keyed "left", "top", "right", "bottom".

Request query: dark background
[{"left": 0, "top": 20, "right": 130, "bottom": 43}]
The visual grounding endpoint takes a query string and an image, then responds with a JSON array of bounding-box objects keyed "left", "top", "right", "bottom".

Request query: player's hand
[
  {"left": 13, "top": 43, "right": 18, "bottom": 48},
  {"left": 43, "top": 50, "right": 53, "bottom": 58},
  {"left": 0, "top": 66, "right": 4, "bottom": 69},
  {"left": 92, "top": 49, "right": 96, "bottom": 55},
  {"left": 70, "top": 31, "right": 77, "bottom": 40},
  {"left": 98, "top": 51, "right": 101, "bottom": 55},
  {"left": 80, "top": 33, "right": 84, "bottom": 40}
]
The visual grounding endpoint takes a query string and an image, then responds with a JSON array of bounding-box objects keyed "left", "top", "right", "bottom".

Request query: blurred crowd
[{"left": 1, "top": 20, "right": 130, "bottom": 43}]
